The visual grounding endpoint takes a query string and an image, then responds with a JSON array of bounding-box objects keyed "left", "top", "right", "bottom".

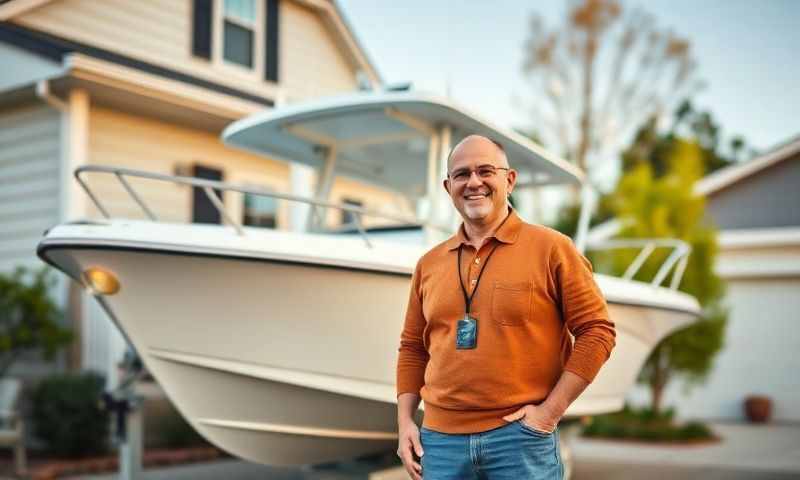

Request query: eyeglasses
[{"left": 447, "top": 165, "right": 510, "bottom": 184}]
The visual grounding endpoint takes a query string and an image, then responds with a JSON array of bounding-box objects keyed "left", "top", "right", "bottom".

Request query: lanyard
[
  {"left": 455, "top": 210, "right": 512, "bottom": 314},
  {"left": 457, "top": 242, "right": 501, "bottom": 314}
]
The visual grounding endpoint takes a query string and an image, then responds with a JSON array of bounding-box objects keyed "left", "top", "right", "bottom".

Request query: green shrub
[
  {"left": 31, "top": 371, "right": 110, "bottom": 457},
  {"left": 0, "top": 266, "right": 72, "bottom": 377},
  {"left": 682, "top": 421, "right": 712, "bottom": 439},
  {"left": 582, "top": 403, "right": 714, "bottom": 442}
]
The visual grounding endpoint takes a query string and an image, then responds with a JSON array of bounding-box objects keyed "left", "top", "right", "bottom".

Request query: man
[{"left": 395, "top": 135, "right": 616, "bottom": 479}]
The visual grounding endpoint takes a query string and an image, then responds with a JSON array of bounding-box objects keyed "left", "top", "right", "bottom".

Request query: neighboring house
[
  {"left": 0, "top": 0, "right": 406, "bottom": 387},
  {"left": 599, "top": 136, "right": 800, "bottom": 422}
]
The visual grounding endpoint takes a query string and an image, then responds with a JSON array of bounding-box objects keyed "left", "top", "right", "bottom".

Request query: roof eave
[
  {"left": 0, "top": 0, "right": 383, "bottom": 87},
  {"left": 0, "top": 0, "right": 54, "bottom": 21},
  {"left": 694, "top": 135, "right": 800, "bottom": 196}
]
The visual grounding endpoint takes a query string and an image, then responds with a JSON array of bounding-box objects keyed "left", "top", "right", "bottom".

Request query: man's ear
[
  {"left": 506, "top": 169, "right": 517, "bottom": 195},
  {"left": 443, "top": 178, "right": 451, "bottom": 195}
]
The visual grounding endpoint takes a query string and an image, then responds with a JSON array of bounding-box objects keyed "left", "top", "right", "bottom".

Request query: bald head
[
  {"left": 447, "top": 135, "right": 510, "bottom": 171},
  {"left": 443, "top": 134, "right": 517, "bottom": 228}
]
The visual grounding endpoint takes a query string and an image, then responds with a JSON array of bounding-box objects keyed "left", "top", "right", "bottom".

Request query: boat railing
[
  {"left": 74, "top": 165, "right": 449, "bottom": 248},
  {"left": 585, "top": 238, "right": 691, "bottom": 290}
]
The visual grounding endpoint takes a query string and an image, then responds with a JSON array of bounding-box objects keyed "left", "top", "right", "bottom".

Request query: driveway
[
  {"left": 67, "top": 421, "right": 800, "bottom": 480},
  {"left": 570, "top": 421, "right": 800, "bottom": 474}
]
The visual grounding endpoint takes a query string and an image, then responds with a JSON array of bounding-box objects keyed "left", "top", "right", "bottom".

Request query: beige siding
[
  {"left": 0, "top": 103, "right": 61, "bottom": 273},
  {"left": 16, "top": 0, "right": 358, "bottom": 103},
  {"left": 327, "top": 177, "right": 414, "bottom": 228},
  {"left": 281, "top": 1, "right": 358, "bottom": 101},
  {"left": 86, "top": 106, "right": 412, "bottom": 230},
  {"left": 87, "top": 106, "right": 292, "bottom": 225}
]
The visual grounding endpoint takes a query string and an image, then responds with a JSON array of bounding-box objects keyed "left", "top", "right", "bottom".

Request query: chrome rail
[
  {"left": 585, "top": 238, "right": 691, "bottom": 290},
  {"left": 74, "top": 165, "right": 447, "bottom": 248}
]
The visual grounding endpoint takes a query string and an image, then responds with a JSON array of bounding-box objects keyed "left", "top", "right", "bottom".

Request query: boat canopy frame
[
  {"left": 221, "top": 92, "right": 586, "bottom": 189},
  {"left": 221, "top": 91, "right": 588, "bottom": 244}
]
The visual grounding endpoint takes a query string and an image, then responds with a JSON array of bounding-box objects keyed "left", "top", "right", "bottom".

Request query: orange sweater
[{"left": 396, "top": 208, "right": 616, "bottom": 433}]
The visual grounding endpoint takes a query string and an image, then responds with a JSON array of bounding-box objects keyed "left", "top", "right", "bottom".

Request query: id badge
[{"left": 456, "top": 315, "right": 478, "bottom": 349}]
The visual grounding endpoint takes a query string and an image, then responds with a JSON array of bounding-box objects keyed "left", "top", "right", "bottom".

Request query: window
[
  {"left": 243, "top": 191, "right": 277, "bottom": 228},
  {"left": 193, "top": 0, "right": 279, "bottom": 81},
  {"left": 340, "top": 198, "right": 364, "bottom": 227},
  {"left": 223, "top": 0, "right": 256, "bottom": 68}
]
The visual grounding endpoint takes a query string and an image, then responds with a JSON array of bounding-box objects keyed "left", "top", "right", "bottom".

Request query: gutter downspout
[{"left": 35, "top": 78, "right": 67, "bottom": 110}]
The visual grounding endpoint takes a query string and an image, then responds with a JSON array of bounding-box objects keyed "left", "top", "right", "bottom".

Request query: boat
[{"left": 36, "top": 91, "right": 700, "bottom": 466}]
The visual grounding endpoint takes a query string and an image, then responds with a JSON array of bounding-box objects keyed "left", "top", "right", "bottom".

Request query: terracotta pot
[{"left": 744, "top": 395, "right": 772, "bottom": 423}]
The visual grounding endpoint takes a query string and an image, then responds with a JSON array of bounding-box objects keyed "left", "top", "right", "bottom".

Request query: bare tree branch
[{"left": 519, "top": 0, "right": 699, "bottom": 190}]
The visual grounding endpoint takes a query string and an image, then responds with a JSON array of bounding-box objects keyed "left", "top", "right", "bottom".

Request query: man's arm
[
  {"left": 397, "top": 392, "right": 422, "bottom": 426},
  {"left": 552, "top": 234, "right": 616, "bottom": 385},
  {"left": 396, "top": 260, "right": 429, "bottom": 398},
  {"left": 396, "top": 262, "right": 428, "bottom": 480},
  {"left": 502, "top": 370, "right": 589, "bottom": 431},
  {"left": 397, "top": 393, "right": 424, "bottom": 480},
  {"left": 540, "top": 370, "right": 589, "bottom": 419},
  {"left": 503, "top": 235, "right": 615, "bottom": 431}
]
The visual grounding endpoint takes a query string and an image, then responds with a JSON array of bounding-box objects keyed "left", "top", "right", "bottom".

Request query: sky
[{"left": 338, "top": 0, "right": 800, "bottom": 170}]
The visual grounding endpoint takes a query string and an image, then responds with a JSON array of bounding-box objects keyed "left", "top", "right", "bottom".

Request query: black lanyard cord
[
  {"left": 457, "top": 242, "right": 501, "bottom": 313},
  {"left": 455, "top": 209, "right": 513, "bottom": 314}
]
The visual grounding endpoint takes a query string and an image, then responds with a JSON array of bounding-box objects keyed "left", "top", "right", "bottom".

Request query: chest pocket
[{"left": 491, "top": 280, "right": 533, "bottom": 326}]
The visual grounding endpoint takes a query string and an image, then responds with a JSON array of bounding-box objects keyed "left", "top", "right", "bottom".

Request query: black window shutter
[
  {"left": 265, "top": 0, "right": 279, "bottom": 82},
  {"left": 192, "top": 165, "right": 224, "bottom": 224},
  {"left": 193, "top": 0, "right": 213, "bottom": 59}
]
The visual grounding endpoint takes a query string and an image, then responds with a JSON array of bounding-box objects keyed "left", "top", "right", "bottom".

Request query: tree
[
  {"left": 0, "top": 266, "right": 73, "bottom": 377},
  {"left": 520, "top": 0, "right": 702, "bottom": 186},
  {"left": 603, "top": 138, "right": 728, "bottom": 415},
  {"left": 622, "top": 99, "right": 752, "bottom": 179}
]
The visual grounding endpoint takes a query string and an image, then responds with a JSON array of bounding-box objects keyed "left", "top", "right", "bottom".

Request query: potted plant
[{"left": 744, "top": 394, "right": 772, "bottom": 423}]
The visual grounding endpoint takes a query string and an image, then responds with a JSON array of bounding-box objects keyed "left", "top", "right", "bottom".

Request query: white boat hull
[{"left": 39, "top": 223, "right": 699, "bottom": 465}]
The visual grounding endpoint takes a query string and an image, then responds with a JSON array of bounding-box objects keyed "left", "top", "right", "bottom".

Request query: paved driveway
[
  {"left": 65, "top": 457, "right": 799, "bottom": 480},
  {"left": 68, "top": 421, "right": 800, "bottom": 480},
  {"left": 571, "top": 421, "right": 800, "bottom": 474}
]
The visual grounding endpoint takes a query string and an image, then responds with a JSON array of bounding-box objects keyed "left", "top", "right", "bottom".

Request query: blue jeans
[{"left": 419, "top": 420, "right": 563, "bottom": 479}]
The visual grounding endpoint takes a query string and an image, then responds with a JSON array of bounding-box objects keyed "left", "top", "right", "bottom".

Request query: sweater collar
[{"left": 445, "top": 206, "right": 522, "bottom": 251}]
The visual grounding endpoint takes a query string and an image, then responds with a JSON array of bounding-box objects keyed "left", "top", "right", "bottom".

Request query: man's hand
[
  {"left": 502, "top": 403, "right": 562, "bottom": 434},
  {"left": 503, "top": 371, "right": 588, "bottom": 433},
  {"left": 397, "top": 420, "right": 424, "bottom": 480}
]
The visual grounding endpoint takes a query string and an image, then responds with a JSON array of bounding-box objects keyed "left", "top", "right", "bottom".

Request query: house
[
  {"left": 618, "top": 135, "right": 800, "bottom": 422},
  {"left": 0, "top": 0, "right": 409, "bottom": 388}
]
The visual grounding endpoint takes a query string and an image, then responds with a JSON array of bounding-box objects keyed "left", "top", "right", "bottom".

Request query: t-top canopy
[{"left": 222, "top": 91, "right": 584, "bottom": 197}]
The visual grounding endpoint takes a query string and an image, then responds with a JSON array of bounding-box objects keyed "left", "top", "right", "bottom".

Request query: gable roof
[
  {"left": 694, "top": 134, "right": 800, "bottom": 196},
  {"left": 0, "top": 0, "right": 382, "bottom": 85}
]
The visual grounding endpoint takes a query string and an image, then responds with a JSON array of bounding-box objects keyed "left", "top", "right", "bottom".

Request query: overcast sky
[{"left": 338, "top": 0, "right": 800, "bottom": 163}]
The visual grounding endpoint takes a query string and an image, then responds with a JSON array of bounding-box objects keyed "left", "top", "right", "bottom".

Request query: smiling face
[{"left": 443, "top": 135, "right": 517, "bottom": 226}]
